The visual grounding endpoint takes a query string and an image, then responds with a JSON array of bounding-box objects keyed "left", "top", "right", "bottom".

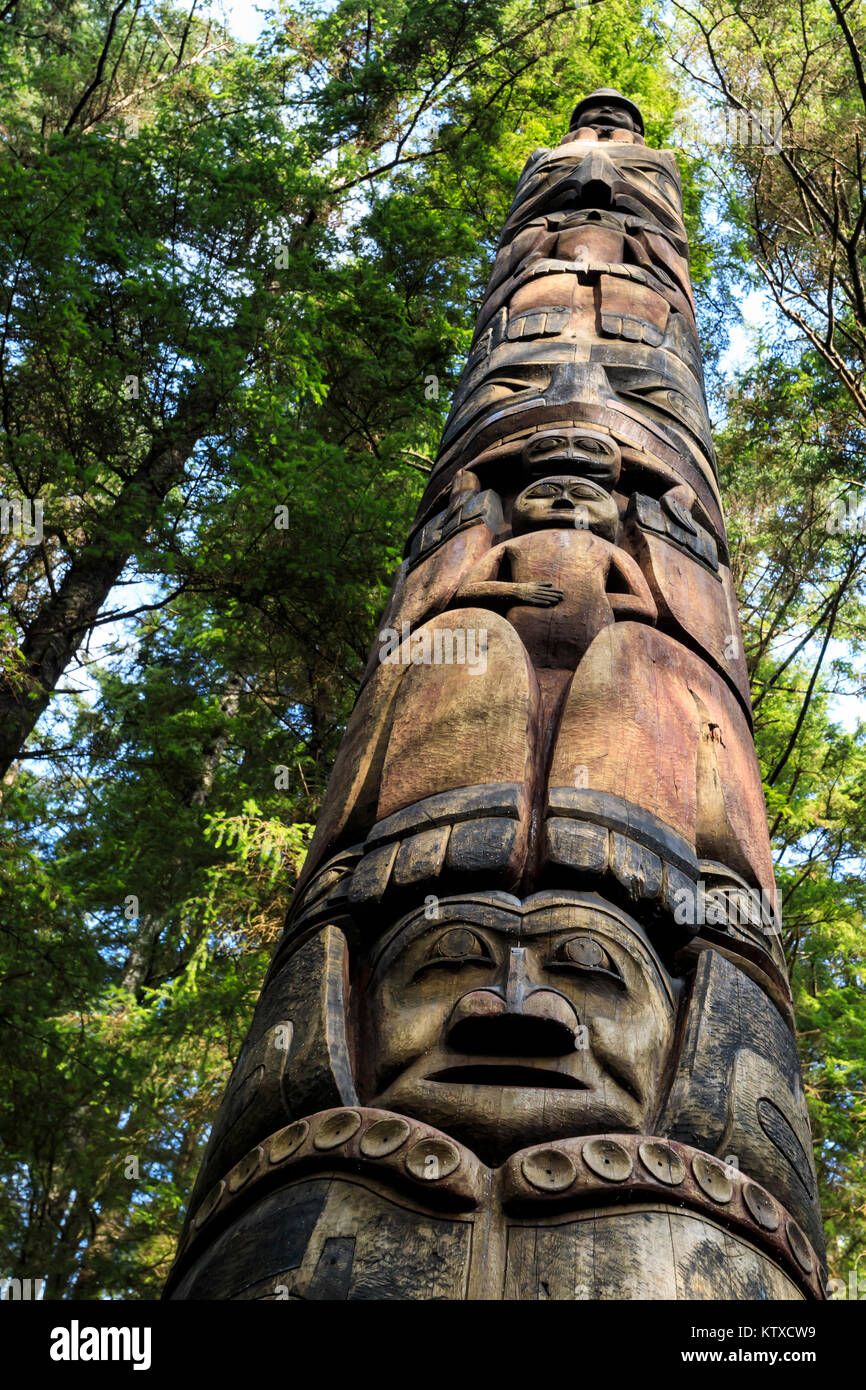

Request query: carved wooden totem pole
[{"left": 167, "top": 91, "right": 826, "bottom": 1301}]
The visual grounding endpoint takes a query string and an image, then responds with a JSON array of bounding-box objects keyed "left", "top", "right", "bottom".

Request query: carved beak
[{"left": 573, "top": 150, "right": 617, "bottom": 209}]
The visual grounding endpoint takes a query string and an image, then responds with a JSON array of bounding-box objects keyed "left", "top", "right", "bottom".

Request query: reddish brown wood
[{"left": 168, "top": 90, "right": 825, "bottom": 1302}]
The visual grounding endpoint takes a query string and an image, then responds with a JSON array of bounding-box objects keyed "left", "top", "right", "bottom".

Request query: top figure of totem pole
[{"left": 168, "top": 90, "right": 826, "bottom": 1301}]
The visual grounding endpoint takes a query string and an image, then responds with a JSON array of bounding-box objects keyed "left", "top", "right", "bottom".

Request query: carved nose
[
  {"left": 447, "top": 986, "right": 580, "bottom": 1057},
  {"left": 573, "top": 150, "right": 616, "bottom": 209}
]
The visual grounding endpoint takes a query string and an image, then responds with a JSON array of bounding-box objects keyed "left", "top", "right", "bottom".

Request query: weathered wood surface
[
  {"left": 168, "top": 89, "right": 825, "bottom": 1301},
  {"left": 168, "top": 1109, "right": 821, "bottom": 1301}
]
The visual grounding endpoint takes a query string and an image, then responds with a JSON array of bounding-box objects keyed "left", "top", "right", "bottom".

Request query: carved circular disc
[
  {"left": 405, "top": 1137, "right": 460, "bottom": 1181},
  {"left": 360, "top": 1118, "right": 411, "bottom": 1158},
  {"left": 270, "top": 1120, "right": 309, "bottom": 1163},
  {"left": 692, "top": 1154, "right": 733, "bottom": 1203},
  {"left": 437, "top": 927, "right": 481, "bottom": 958},
  {"left": 582, "top": 1138, "right": 633, "bottom": 1182},
  {"left": 193, "top": 1180, "right": 224, "bottom": 1228},
  {"left": 743, "top": 1181, "right": 780, "bottom": 1231},
  {"left": 638, "top": 1140, "right": 685, "bottom": 1185},
  {"left": 227, "top": 1146, "right": 263, "bottom": 1192},
  {"left": 786, "top": 1220, "right": 814, "bottom": 1273},
  {"left": 564, "top": 937, "right": 604, "bottom": 967},
  {"left": 313, "top": 1110, "right": 362, "bottom": 1150},
  {"left": 522, "top": 1147, "right": 576, "bottom": 1193}
]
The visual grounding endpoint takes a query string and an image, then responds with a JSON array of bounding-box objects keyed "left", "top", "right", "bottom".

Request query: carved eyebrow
[
  {"left": 371, "top": 909, "right": 526, "bottom": 973},
  {"left": 621, "top": 162, "right": 679, "bottom": 183}
]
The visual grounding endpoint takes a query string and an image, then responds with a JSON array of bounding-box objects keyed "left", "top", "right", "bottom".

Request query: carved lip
[{"left": 428, "top": 1064, "right": 588, "bottom": 1090}]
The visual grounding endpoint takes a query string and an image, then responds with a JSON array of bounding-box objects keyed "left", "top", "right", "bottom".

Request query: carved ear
[
  {"left": 280, "top": 925, "right": 358, "bottom": 1117},
  {"left": 662, "top": 949, "right": 824, "bottom": 1258},
  {"left": 182, "top": 925, "right": 357, "bottom": 1228},
  {"left": 661, "top": 948, "right": 735, "bottom": 1152}
]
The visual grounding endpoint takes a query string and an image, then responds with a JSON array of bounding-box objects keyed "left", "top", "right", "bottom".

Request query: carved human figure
[
  {"left": 454, "top": 471, "right": 655, "bottom": 716},
  {"left": 569, "top": 88, "right": 644, "bottom": 138}
]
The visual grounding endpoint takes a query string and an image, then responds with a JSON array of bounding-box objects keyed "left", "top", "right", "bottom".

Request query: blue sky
[
  {"left": 54, "top": 7, "right": 864, "bottom": 744},
  {"left": 212, "top": 0, "right": 272, "bottom": 42}
]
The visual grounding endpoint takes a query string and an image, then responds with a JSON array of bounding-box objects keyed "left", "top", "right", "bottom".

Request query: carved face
[
  {"left": 522, "top": 428, "right": 622, "bottom": 485},
  {"left": 576, "top": 100, "right": 636, "bottom": 134},
  {"left": 364, "top": 898, "right": 678, "bottom": 1162},
  {"left": 512, "top": 474, "right": 619, "bottom": 539}
]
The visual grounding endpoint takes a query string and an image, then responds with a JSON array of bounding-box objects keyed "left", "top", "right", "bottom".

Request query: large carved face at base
[{"left": 364, "top": 894, "right": 678, "bottom": 1163}]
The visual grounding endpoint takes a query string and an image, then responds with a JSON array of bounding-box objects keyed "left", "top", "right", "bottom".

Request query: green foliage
[
  {"left": 0, "top": 0, "right": 700, "bottom": 1300},
  {"left": 3, "top": 0, "right": 861, "bottom": 1302},
  {"left": 717, "top": 349, "right": 866, "bottom": 1280}
]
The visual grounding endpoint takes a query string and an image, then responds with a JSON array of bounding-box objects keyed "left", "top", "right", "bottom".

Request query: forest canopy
[{"left": 1, "top": 0, "right": 865, "bottom": 1298}]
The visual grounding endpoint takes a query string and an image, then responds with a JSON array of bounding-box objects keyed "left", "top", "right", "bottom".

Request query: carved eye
[
  {"left": 634, "top": 388, "right": 699, "bottom": 428},
  {"left": 566, "top": 481, "right": 605, "bottom": 500},
  {"left": 463, "top": 378, "right": 536, "bottom": 412},
  {"left": 433, "top": 927, "right": 490, "bottom": 963},
  {"left": 527, "top": 482, "right": 559, "bottom": 498},
  {"left": 553, "top": 935, "right": 621, "bottom": 981},
  {"left": 574, "top": 437, "right": 604, "bottom": 453},
  {"left": 530, "top": 436, "right": 566, "bottom": 454},
  {"left": 653, "top": 390, "right": 708, "bottom": 440},
  {"left": 641, "top": 387, "right": 678, "bottom": 410}
]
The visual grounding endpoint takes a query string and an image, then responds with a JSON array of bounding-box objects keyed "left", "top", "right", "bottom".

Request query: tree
[
  {"left": 715, "top": 349, "right": 866, "bottom": 1281},
  {"left": 1, "top": 0, "right": 696, "bottom": 1298},
  {"left": 667, "top": 0, "right": 866, "bottom": 417},
  {"left": 0, "top": 0, "right": 687, "bottom": 778},
  {"left": 660, "top": 0, "right": 866, "bottom": 1283}
]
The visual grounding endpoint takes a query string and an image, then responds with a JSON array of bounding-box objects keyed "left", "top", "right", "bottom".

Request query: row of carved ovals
[
  {"left": 186, "top": 1108, "right": 482, "bottom": 1254},
  {"left": 506, "top": 1133, "right": 820, "bottom": 1292},
  {"left": 181, "top": 1113, "right": 822, "bottom": 1300},
  {"left": 519, "top": 1137, "right": 681, "bottom": 1191},
  {"left": 269, "top": 1111, "right": 464, "bottom": 1178}
]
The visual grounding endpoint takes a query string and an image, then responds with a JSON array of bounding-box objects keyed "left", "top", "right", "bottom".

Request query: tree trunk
[{"left": 0, "top": 382, "right": 217, "bottom": 779}]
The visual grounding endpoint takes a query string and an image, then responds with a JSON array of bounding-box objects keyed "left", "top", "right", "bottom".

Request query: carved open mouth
[{"left": 429, "top": 1065, "right": 588, "bottom": 1090}]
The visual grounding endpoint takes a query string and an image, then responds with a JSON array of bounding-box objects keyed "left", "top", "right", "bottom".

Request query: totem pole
[{"left": 167, "top": 90, "right": 826, "bottom": 1301}]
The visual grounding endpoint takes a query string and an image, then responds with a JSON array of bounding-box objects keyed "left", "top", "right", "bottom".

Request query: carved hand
[
  {"left": 509, "top": 580, "right": 564, "bottom": 606},
  {"left": 455, "top": 578, "right": 563, "bottom": 608}
]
